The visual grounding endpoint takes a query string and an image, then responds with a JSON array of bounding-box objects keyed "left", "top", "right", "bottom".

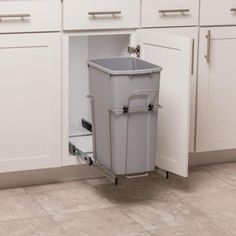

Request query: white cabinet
[
  {"left": 200, "top": 0, "right": 236, "bottom": 26},
  {"left": 142, "top": 0, "right": 199, "bottom": 28},
  {"left": 64, "top": 29, "right": 193, "bottom": 177},
  {"left": 0, "top": 33, "right": 61, "bottom": 172},
  {"left": 197, "top": 27, "right": 236, "bottom": 152},
  {"left": 63, "top": 0, "right": 140, "bottom": 30},
  {"left": 0, "top": 0, "right": 197, "bottom": 177}
]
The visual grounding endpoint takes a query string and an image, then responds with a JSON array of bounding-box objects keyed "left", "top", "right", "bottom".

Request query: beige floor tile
[
  {"left": 204, "top": 162, "right": 236, "bottom": 171},
  {"left": 0, "top": 187, "right": 25, "bottom": 197},
  {"left": 121, "top": 200, "right": 209, "bottom": 232},
  {"left": 24, "top": 180, "right": 85, "bottom": 194},
  {"left": 0, "top": 162, "right": 234, "bottom": 236},
  {"left": 94, "top": 177, "right": 180, "bottom": 205},
  {"left": 0, "top": 191, "right": 47, "bottom": 221},
  {"left": 53, "top": 207, "right": 147, "bottom": 236},
  {"left": 169, "top": 166, "right": 212, "bottom": 181},
  {"left": 25, "top": 180, "right": 114, "bottom": 215},
  {"left": 203, "top": 163, "right": 236, "bottom": 186},
  {"left": 212, "top": 217, "right": 236, "bottom": 235},
  {"left": 148, "top": 221, "right": 233, "bottom": 236},
  {"left": 126, "top": 231, "right": 153, "bottom": 236},
  {"left": 164, "top": 171, "right": 233, "bottom": 198},
  {"left": 0, "top": 216, "right": 69, "bottom": 236},
  {"left": 187, "top": 189, "right": 236, "bottom": 220},
  {"left": 121, "top": 201, "right": 179, "bottom": 231},
  {"left": 85, "top": 177, "right": 112, "bottom": 186}
]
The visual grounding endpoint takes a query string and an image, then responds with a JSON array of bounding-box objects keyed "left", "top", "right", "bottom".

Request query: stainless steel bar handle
[
  {"left": 159, "top": 9, "right": 190, "bottom": 14},
  {"left": 191, "top": 39, "right": 195, "bottom": 75},
  {"left": 231, "top": 8, "right": 236, "bottom": 12},
  {"left": 0, "top": 14, "right": 31, "bottom": 20},
  {"left": 205, "top": 30, "right": 211, "bottom": 64},
  {"left": 88, "top": 11, "right": 122, "bottom": 17}
]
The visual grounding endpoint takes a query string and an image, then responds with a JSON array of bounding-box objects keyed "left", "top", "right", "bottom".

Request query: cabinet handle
[
  {"left": 191, "top": 39, "right": 195, "bottom": 75},
  {"left": 159, "top": 9, "right": 190, "bottom": 15},
  {"left": 205, "top": 30, "right": 211, "bottom": 64},
  {"left": 88, "top": 11, "right": 122, "bottom": 17},
  {"left": 231, "top": 8, "right": 236, "bottom": 12},
  {"left": 0, "top": 14, "right": 31, "bottom": 20}
]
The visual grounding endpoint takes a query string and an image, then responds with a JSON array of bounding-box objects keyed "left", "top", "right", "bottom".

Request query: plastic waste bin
[{"left": 87, "top": 57, "right": 162, "bottom": 175}]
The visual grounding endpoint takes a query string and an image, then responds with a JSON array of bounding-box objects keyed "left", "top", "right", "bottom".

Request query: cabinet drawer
[
  {"left": 200, "top": 0, "right": 236, "bottom": 26},
  {"left": 63, "top": 0, "right": 140, "bottom": 30},
  {"left": 0, "top": 0, "right": 60, "bottom": 33},
  {"left": 142, "top": 0, "right": 199, "bottom": 28}
]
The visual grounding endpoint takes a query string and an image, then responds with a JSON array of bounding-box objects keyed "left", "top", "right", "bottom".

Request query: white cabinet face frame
[
  {"left": 0, "top": 33, "right": 62, "bottom": 172},
  {"left": 197, "top": 27, "right": 236, "bottom": 152},
  {"left": 63, "top": 29, "right": 193, "bottom": 177}
]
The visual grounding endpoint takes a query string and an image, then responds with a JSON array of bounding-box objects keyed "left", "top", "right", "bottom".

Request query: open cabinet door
[{"left": 135, "top": 30, "right": 193, "bottom": 177}]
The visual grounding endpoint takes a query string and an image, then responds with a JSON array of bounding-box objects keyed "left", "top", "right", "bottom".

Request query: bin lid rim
[{"left": 87, "top": 57, "right": 162, "bottom": 76}]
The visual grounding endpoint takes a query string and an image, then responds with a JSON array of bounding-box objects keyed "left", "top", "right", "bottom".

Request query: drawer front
[
  {"left": 0, "top": 0, "right": 60, "bottom": 33},
  {"left": 142, "top": 0, "right": 199, "bottom": 28},
  {"left": 63, "top": 0, "right": 140, "bottom": 30},
  {"left": 200, "top": 0, "right": 236, "bottom": 26}
]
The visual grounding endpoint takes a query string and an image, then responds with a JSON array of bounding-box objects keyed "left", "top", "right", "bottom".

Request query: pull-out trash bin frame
[{"left": 69, "top": 57, "right": 163, "bottom": 184}]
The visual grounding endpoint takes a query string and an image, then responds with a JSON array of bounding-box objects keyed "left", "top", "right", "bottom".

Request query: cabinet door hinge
[{"left": 127, "top": 45, "right": 140, "bottom": 58}]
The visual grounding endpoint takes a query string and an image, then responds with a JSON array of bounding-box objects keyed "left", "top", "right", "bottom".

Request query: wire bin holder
[{"left": 69, "top": 89, "right": 163, "bottom": 185}]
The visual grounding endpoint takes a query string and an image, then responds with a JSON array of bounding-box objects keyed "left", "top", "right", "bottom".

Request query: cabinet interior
[{"left": 68, "top": 34, "right": 131, "bottom": 137}]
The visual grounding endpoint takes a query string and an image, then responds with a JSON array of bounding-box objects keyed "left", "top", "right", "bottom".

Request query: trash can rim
[{"left": 87, "top": 57, "right": 162, "bottom": 76}]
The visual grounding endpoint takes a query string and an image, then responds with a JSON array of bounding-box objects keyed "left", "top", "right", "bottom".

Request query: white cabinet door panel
[
  {"left": 197, "top": 27, "right": 236, "bottom": 152},
  {"left": 136, "top": 30, "right": 192, "bottom": 177},
  {"left": 0, "top": 33, "right": 61, "bottom": 172},
  {"left": 153, "top": 27, "right": 198, "bottom": 153}
]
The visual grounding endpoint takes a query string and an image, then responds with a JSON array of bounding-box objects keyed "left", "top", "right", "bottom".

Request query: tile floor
[{"left": 1, "top": 163, "right": 236, "bottom": 235}]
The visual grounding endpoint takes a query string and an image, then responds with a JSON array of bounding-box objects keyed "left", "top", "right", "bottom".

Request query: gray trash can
[{"left": 88, "top": 57, "right": 162, "bottom": 175}]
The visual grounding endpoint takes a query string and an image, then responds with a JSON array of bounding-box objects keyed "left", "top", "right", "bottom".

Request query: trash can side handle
[{"left": 128, "top": 89, "right": 158, "bottom": 107}]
